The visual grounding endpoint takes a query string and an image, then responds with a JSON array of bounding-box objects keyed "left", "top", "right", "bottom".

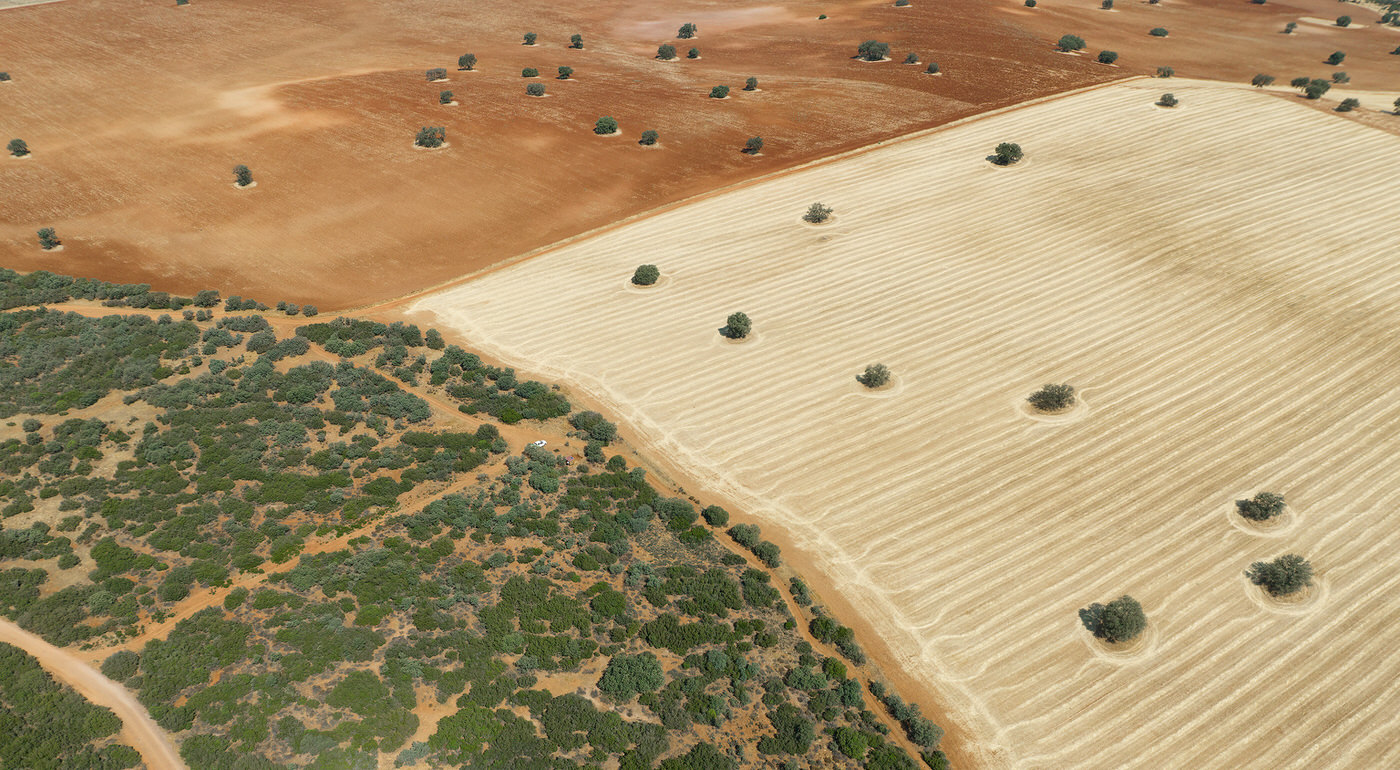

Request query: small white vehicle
[{"left": 530, "top": 440, "right": 547, "bottom": 447}]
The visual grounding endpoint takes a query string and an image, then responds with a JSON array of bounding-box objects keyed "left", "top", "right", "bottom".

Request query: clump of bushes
[
  {"left": 594, "top": 116, "right": 618, "bottom": 135},
  {"left": 557, "top": 66, "right": 573, "bottom": 79},
  {"left": 903, "top": 52, "right": 919, "bottom": 64},
  {"left": 414, "top": 126, "right": 446, "bottom": 148},
  {"left": 1304, "top": 78, "right": 1331, "bottom": 99},
  {"left": 803, "top": 202, "right": 833, "bottom": 223},
  {"left": 426, "top": 67, "right": 447, "bottom": 81},
  {"left": 638, "top": 130, "right": 659, "bottom": 146},
  {"left": 1246, "top": 554, "right": 1313, "bottom": 596},
  {"left": 657, "top": 43, "right": 677, "bottom": 60},
  {"left": 1149, "top": 27, "right": 1169, "bottom": 37},
  {"left": 1236, "top": 491, "right": 1285, "bottom": 522},
  {"left": 857, "top": 40, "right": 891, "bottom": 61},
  {"left": 631, "top": 264, "right": 660, "bottom": 286},
  {"left": 744, "top": 136, "right": 764, "bottom": 154},
  {"left": 1027, "top": 383, "right": 1074, "bottom": 412},
  {"left": 1057, "top": 34, "right": 1086, "bottom": 52},
  {"left": 569, "top": 411, "right": 617, "bottom": 443},
  {"left": 526, "top": 83, "right": 546, "bottom": 97},
  {"left": 856, "top": 364, "right": 891, "bottom": 389},
  {"left": 1079, "top": 595, "right": 1146, "bottom": 643},
  {"left": 709, "top": 85, "right": 729, "bottom": 98}
]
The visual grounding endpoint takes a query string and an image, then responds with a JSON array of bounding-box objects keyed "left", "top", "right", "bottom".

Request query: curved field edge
[{"left": 412, "top": 78, "right": 1400, "bottom": 769}]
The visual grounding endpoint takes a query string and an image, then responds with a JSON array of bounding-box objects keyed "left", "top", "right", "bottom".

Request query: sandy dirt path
[{"left": 0, "top": 619, "right": 186, "bottom": 769}]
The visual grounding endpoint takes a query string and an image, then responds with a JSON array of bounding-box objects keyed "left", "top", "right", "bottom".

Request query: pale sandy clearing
[
  {"left": 416, "top": 78, "right": 1400, "bottom": 769},
  {"left": 0, "top": 619, "right": 185, "bottom": 769}
]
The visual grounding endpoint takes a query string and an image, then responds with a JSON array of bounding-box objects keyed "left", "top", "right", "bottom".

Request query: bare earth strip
[
  {"left": 414, "top": 79, "right": 1400, "bottom": 769},
  {"left": 0, "top": 619, "right": 186, "bottom": 769}
]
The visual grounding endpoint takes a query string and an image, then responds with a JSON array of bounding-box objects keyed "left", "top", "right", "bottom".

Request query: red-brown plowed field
[{"left": 0, "top": 0, "right": 1115, "bottom": 308}]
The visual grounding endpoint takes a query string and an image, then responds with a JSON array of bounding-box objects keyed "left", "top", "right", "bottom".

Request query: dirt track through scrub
[
  {"left": 415, "top": 79, "right": 1400, "bottom": 769},
  {"left": 0, "top": 619, "right": 185, "bottom": 769}
]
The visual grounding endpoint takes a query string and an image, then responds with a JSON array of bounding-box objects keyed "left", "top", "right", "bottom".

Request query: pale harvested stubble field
[{"left": 416, "top": 79, "right": 1400, "bottom": 769}]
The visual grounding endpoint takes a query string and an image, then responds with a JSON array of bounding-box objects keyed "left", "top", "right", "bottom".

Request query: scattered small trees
[
  {"left": 458, "top": 53, "right": 477, "bottom": 70},
  {"left": 1156, "top": 92, "right": 1178, "bottom": 107},
  {"left": 678, "top": 22, "right": 697, "bottom": 39},
  {"left": 1284, "top": 21, "right": 1297, "bottom": 34},
  {"left": 631, "top": 264, "right": 660, "bottom": 286},
  {"left": 1079, "top": 595, "right": 1146, "bottom": 644},
  {"left": 709, "top": 85, "right": 730, "bottom": 98},
  {"left": 439, "top": 90, "right": 453, "bottom": 104},
  {"left": 803, "top": 202, "right": 833, "bottom": 223},
  {"left": 657, "top": 43, "right": 678, "bottom": 60},
  {"left": 857, "top": 40, "right": 891, "bottom": 61},
  {"left": 526, "top": 82, "right": 546, "bottom": 97},
  {"left": 523, "top": 32, "right": 537, "bottom": 45},
  {"left": 233, "top": 164, "right": 253, "bottom": 187},
  {"left": 8, "top": 138, "right": 29, "bottom": 157},
  {"left": 1251, "top": 73, "right": 1275, "bottom": 87},
  {"left": 1236, "top": 492, "right": 1285, "bottom": 522},
  {"left": 639, "top": 129, "right": 659, "bottom": 146},
  {"left": 1149, "top": 27, "right": 1169, "bottom": 37},
  {"left": 426, "top": 68, "right": 446, "bottom": 81},
  {"left": 37, "top": 228, "right": 61, "bottom": 250},
  {"left": 1304, "top": 78, "right": 1331, "bottom": 99},
  {"left": 557, "top": 65, "right": 573, "bottom": 79},
  {"left": 1325, "top": 50, "right": 1346, "bottom": 65},
  {"left": 1027, "top": 383, "right": 1074, "bottom": 412},
  {"left": 926, "top": 62, "right": 940, "bottom": 74},
  {"left": 594, "top": 116, "right": 618, "bottom": 135},
  {"left": 521, "top": 67, "right": 539, "bottom": 77},
  {"left": 414, "top": 126, "right": 446, "bottom": 148},
  {"left": 744, "top": 76, "right": 758, "bottom": 91},
  {"left": 1335, "top": 15, "right": 1351, "bottom": 27},
  {"left": 687, "top": 47, "right": 700, "bottom": 59},
  {"left": 1057, "top": 34, "right": 1086, "bottom": 52},
  {"left": 569, "top": 33, "right": 584, "bottom": 49},
  {"left": 1156, "top": 66, "right": 1174, "bottom": 78},
  {"left": 722, "top": 312, "right": 752, "bottom": 339},
  {"left": 903, "top": 52, "right": 919, "bottom": 64},
  {"left": 1247, "top": 554, "right": 1313, "bottom": 597},
  {"left": 744, "top": 136, "right": 764, "bottom": 154},
  {"left": 857, "top": 364, "right": 891, "bottom": 389},
  {"left": 991, "top": 142, "right": 1024, "bottom": 166},
  {"left": 1097, "top": 50, "right": 1118, "bottom": 65}
]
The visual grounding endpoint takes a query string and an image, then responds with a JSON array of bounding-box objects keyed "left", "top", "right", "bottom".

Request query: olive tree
[
  {"left": 0, "top": 72, "right": 10, "bottom": 82},
  {"left": 594, "top": 116, "right": 618, "bottom": 135},
  {"left": 1336, "top": 15, "right": 1351, "bottom": 27},
  {"left": 744, "top": 76, "right": 758, "bottom": 91},
  {"left": 569, "top": 33, "right": 583, "bottom": 49},
  {"left": 557, "top": 66, "right": 573, "bottom": 79},
  {"left": 857, "top": 40, "right": 891, "bottom": 61},
  {"left": 1097, "top": 50, "right": 1118, "bottom": 65},
  {"left": 1289, "top": 76, "right": 1310, "bottom": 89},
  {"left": 903, "top": 52, "right": 919, "bottom": 64},
  {"left": 1304, "top": 78, "right": 1331, "bottom": 99},
  {"left": 1079, "top": 596, "right": 1146, "bottom": 643},
  {"left": 1149, "top": 27, "right": 1169, "bottom": 37},
  {"left": 678, "top": 22, "right": 697, "bottom": 39},
  {"left": 1156, "top": 66, "right": 1174, "bottom": 78},
  {"left": 1156, "top": 92, "right": 1178, "bottom": 107},
  {"left": 722, "top": 312, "right": 752, "bottom": 339},
  {"left": 1336, "top": 97, "right": 1360, "bottom": 112},
  {"left": 631, "top": 264, "right": 660, "bottom": 286},
  {"left": 657, "top": 43, "right": 678, "bottom": 60},
  {"left": 803, "top": 203, "right": 833, "bottom": 223},
  {"left": 1326, "top": 50, "right": 1345, "bottom": 65},
  {"left": 1251, "top": 73, "right": 1275, "bottom": 87},
  {"left": 458, "top": 53, "right": 477, "bottom": 70},
  {"left": 639, "top": 129, "right": 659, "bottom": 146},
  {"left": 1246, "top": 554, "right": 1313, "bottom": 596},
  {"left": 426, "top": 67, "right": 447, "bottom": 81},
  {"left": 709, "top": 85, "right": 729, "bottom": 98},
  {"left": 926, "top": 62, "right": 940, "bottom": 74},
  {"left": 233, "top": 164, "right": 253, "bottom": 187},
  {"left": 414, "top": 126, "right": 446, "bottom": 148},
  {"left": 687, "top": 47, "right": 700, "bottom": 59},
  {"left": 37, "top": 227, "right": 60, "bottom": 250},
  {"left": 1027, "top": 383, "right": 1074, "bottom": 412},
  {"left": 526, "top": 82, "right": 546, "bottom": 97},
  {"left": 1284, "top": 21, "right": 1297, "bottom": 34},
  {"left": 8, "top": 138, "right": 29, "bottom": 156},
  {"left": 523, "top": 32, "right": 537, "bottom": 45},
  {"left": 522, "top": 67, "right": 539, "bottom": 77},
  {"left": 992, "top": 142, "right": 1023, "bottom": 166},
  {"left": 1236, "top": 492, "right": 1285, "bottom": 522},
  {"left": 1057, "top": 34, "right": 1086, "bottom": 52},
  {"left": 439, "top": 90, "right": 454, "bottom": 104},
  {"left": 744, "top": 136, "right": 764, "bottom": 154},
  {"left": 857, "top": 364, "right": 891, "bottom": 389}
]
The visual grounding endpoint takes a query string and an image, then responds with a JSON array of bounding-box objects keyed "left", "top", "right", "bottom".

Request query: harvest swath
[{"left": 417, "top": 79, "right": 1400, "bottom": 769}]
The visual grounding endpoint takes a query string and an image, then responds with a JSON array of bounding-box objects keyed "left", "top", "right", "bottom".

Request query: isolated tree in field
[
  {"left": 1156, "top": 66, "right": 1174, "bottom": 78},
  {"left": 426, "top": 67, "right": 446, "bottom": 81},
  {"left": 1289, "top": 76, "right": 1310, "bottom": 89},
  {"left": 37, "top": 227, "right": 60, "bottom": 250},
  {"left": 458, "top": 53, "right": 477, "bottom": 70},
  {"left": 526, "top": 82, "right": 546, "bottom": 96},
  {"left": 803, "top": 202, "right": 833, "bottom": 223},
  {"left": 1304, "top": 78, "right": 1331, "bottom": 99},
  {"left": 687, "top": 47, "right": 700, "bottom": 59},
  {"left": 414, "top": 126, "right": 446, "bottom": 148},
  {"left": 1101, "top": 0, "right": 1113, "bottom": 8},
  {"left": 1079, "top": 595, "right": 1146, "bottom": 643},
  {"left": 8, "top": 138, "right": 29, "bottom": 156},
  {"left": 1097, "top": 50, "right": 1118, "bottom": 65},
  {"left": 594, "top": 116, "right": 618, "bottom": 135},
  {"left": 1236, "top": 491, "right": 1285, "bottom": 521},
  {"left": 744, "top": 76, "right": 758, "bottom": 91},
  {"left": 522, "top": 67, "right": 539, "bottom": 77},
  {"left": 1335, "top": 15, "right": 1351, "bottom": 27},
  {"left": 678, "top": 22, "right": 697, "bottom": 39},
  {"left": 1149, "top": 27, "right": 1169, "bottom": 37},
  {"left": 569, "top": 33, "right": 583, "bottom": 49},
  {"left": 744, "top": 136, "right": 764, "bottom": 154},
  {"left": 926, "top": 62, "right": 940, "bottom": 74},
  {"left": 1028, "top": 383, "right": 1074, "bottom": 411},
  {"left": 857, "top": 364, "right": 891, "bottom": 389},
  {"left": 896, "top": 0, "right": 911, "bottom": 6},
  {"left": 439, "top": 90, "right": 453, "bottom": 104},
  {"left": 709, "top": 85, "right": 730, "bottom": 98},
  {"left": 639, "top": 129, "right": 659, "bottom": 146},
  {"left": 1025, "top": 0, "right": 1036, "bottom": 6},
  {"left": 1331, "top": 71, "right": 1349, "bottom": 84},
  {"left": 1057, "top": 34, "right": 1086, "bottom": 52},
  {"left": 1251, "top": 73, "right": 1275, "bottom": 87},
  {"left": 523, "top": 32, "right": 537, "bottom": 45},
  {"left": 1247, "top": 554, "right": 1313, "bottom": 597},
  {"left": 904, "top": 52, "right": 919, "bottom": 64},
  {"left": 0, "top": 72, "right": 10, "bottom": 82},
  {"left": 1326, "top": 50, "right": 1345, "bottom": 65},
  {"left": 1393, "top": 46, "right": 1400, "bottom": 56},
  {"left": 858, "top": 40, "right": 891, "bottom": 61},
  {"left": 1156, "top": 92, "right": 1178, "bottom": 107},
  {"left": 557, "top": 66, "right": 573, "bottom": 79},
  {"left": 1394, "top": 96, "right": 1400, "bottom": 113},
  {"left": 722, "top": 312, "right": 752, "bottom": 339},
  {"left": 657, "top": 43, "right": 678, "bottom": 60},
  {"left": 631, "top": 264, "right": 660, "bottom": 285},
  {"left": 991, "top": 142, "right": 1023, "bottom": 166},
  {"left": 233, "top": 164, "right": 253, "bottom": 187}
]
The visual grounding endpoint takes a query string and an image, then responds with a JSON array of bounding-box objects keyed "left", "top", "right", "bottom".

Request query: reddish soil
[{"left": 0, "top": 0, "right": 1116, "bottom": 309}]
